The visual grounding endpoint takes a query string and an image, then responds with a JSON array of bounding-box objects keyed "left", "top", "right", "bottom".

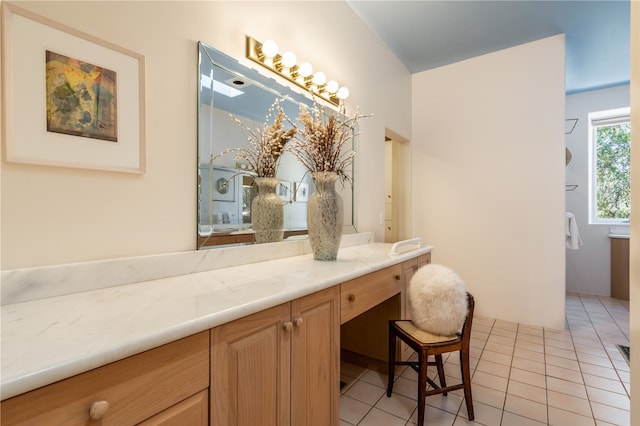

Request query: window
[{"left": 588, "top": 107, "right": 631, "bottom": 224}]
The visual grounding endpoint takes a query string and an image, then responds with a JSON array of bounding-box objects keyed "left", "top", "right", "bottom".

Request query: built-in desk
[
  {"left": 340, "top": 253, "right": 430, "bottom": 372},
  {"left": 1, "top": 240, "right": 432, "bottom": 425}
]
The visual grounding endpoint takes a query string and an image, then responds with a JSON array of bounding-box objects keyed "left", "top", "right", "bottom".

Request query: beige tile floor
[{"left": 340, "top": 293, "right": 630, "bottom": 425}]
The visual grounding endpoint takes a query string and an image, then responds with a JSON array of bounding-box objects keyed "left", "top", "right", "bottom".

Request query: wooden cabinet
[
  {"left": 211, "top": 302, "right": 290, "bottom": 426},
  {"left": 199, "top": 230, "right": 308, "bottom": 247},
  {"left": 610, "top": 237, "right": 630, "bottom": 300},
  {"left": 1, "top": 332, "right": 209, "bottom": 426},
  {"left": 211, "top": 286, "right": 340, "bottom": 426}
]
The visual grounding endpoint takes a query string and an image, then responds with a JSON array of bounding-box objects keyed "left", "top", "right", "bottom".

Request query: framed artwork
[
  {"left": 294, "top": 182, "right": 309, "bottom": 202},
  {"left": 212, "top": 168, "right": 236, "bottom": 202},
  {"left": 2, "top": 3, "right": 146, "bottom": 173},
  {"left": 278, "top": 181, "right": 291, "bottom": 202}
]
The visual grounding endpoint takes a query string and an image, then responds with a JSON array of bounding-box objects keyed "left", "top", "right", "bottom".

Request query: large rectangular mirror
[{"left": 197, "top": 42, "right": 355, "bottom": 248}]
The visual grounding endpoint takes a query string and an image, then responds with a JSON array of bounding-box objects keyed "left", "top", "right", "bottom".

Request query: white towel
[{"left": 565, "top": 212, "right": 583, "bottom": 249}]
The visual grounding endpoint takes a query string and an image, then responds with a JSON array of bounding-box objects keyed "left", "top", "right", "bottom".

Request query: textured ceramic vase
[
  {"left": 252, "top": 177, "right": 284, "bottom": 244},
  {"left": 307, "top": 172, "right": 343, "bottom": 261}
]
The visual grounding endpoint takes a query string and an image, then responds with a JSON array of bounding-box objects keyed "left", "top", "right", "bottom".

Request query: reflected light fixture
[{"left": 246, "top": 35, "right": 349, "bottom": 107}]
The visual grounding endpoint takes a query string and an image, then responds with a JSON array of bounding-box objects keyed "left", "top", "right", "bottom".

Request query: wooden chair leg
[
  {"left": 417, "top": 350, "right": 428, "bottom": 426},
  {"left": 435, "top": 354, "right": 447, "bottom": 395},
  {"left": 460, "top": 349, "right": 474, "bottom": 420},
  {"left": 387, "top": 325, "right": 397, "bottom": 397}
]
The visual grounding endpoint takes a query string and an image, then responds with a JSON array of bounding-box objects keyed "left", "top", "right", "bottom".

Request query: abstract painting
[{"left": 46, "top": 51, "right": 118, "bottom": 142}]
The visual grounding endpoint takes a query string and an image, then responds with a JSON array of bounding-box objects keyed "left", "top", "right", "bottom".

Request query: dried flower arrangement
[
  {"left": 211, "top": 99, "right": 296, "bottom": 178},
  {"left": 288, "top": 102, "right": 365, "bottom": 183}
]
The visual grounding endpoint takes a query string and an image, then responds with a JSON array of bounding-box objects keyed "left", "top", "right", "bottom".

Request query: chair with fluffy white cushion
[{"left": 386, "top": 264, "right": 475, "bottom": 425}]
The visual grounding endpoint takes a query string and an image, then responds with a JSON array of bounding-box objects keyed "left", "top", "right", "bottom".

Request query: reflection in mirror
[{"left": 197, "top": 42, "right": 355, "bottom": 249}]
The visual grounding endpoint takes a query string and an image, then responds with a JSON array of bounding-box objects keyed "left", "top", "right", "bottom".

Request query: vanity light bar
[{"left": 246, "top": 36, "right": 348, "bottom": 107}]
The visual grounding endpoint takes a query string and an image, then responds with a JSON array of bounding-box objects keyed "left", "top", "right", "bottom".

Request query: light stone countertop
[
  {"left": 608, "top": 233, "right": 630, "bottom": 239},
  {"left": 0, "top": 242, "right": 432, "bottom": 400}
]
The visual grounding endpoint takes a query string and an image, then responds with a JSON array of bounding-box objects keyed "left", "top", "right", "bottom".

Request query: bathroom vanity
[{"left": 0, "top": 237, "right": 431, "bottom": 425}]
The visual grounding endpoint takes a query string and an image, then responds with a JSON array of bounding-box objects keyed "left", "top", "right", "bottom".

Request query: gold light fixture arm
[{"left": 246, "top": 36, "right": 347, "bottom": 107}]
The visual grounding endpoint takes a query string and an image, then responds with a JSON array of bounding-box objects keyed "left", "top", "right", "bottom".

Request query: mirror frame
[{"left": 197, "top": 42, "right": 356, "bottom": 249}]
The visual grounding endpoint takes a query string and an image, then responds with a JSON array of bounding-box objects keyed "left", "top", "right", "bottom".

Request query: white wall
[
  {"left": 0, "top": 1, "right": 411, "bottom": 269},
  {"left": 565, "top": 85, "right": 630, "bottom": 295},
  {"left": 411, "top": 35, "right": 566, "bottom": 329}
]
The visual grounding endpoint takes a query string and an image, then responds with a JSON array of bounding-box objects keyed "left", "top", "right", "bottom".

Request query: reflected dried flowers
[{"left": 211, "top": 99, "right": 296, "bottom": 178}]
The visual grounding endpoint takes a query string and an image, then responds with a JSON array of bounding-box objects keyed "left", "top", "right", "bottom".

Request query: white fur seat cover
[{"left": 408, "top": 264, "right": 468, "bottom": 337}]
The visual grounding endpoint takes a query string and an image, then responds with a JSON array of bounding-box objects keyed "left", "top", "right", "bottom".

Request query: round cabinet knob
[
  {"left": 395, "top": 275, "right": 401, "bottom": 280},
  {"left": 348, "top": 294, "right": 356, "bottom": 302},
  {"left": 283, "top": 321, "right": 293, "bottom": 331},
  {"left": 294, "top": 317, "right": 304, "bottom": 327},
  {"left": 89, "top": 400, "right": 110, "bottom": 420}
]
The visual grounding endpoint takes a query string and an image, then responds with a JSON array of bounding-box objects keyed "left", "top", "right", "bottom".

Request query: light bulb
[
  {"left": 261, "top": 40, "right": 278, "bottom": 58},
  {"left": 312, "top": 71, "right": 326, "bottom": 86},
  {"left": 281, "top": 51, "right": 296, "bottom": 68},
  {"left": 337, "top": 87, "right": 350, "bottom": 100},
  {"left": 298, "top": 62, "right": 313, "bottom": 77},
  {"left": 325, "top": 80, "right": 339, "bottom": 94}
]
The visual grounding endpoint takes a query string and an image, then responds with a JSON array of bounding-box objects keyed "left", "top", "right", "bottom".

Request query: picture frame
[
  {"left": 294, "top": 182, "right": 309, "bottom": 202},
  {"left": 1, "top": 3, "right": 146, "bottom": 173},
  {"left": 278, "top": 181, "right": 292, "bottom": 202},
  {"left": 212, "top": 168, "right": 236, "bottom": 202}
]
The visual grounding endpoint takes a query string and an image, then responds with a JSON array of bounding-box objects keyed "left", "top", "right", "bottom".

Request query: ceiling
[{"left": 346, "top": 0, "right": 630, "bottom": 94}]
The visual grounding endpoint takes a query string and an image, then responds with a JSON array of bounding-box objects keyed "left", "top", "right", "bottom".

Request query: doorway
[{"left": 384, "top": 132, "right": 411, "bottom": 243}]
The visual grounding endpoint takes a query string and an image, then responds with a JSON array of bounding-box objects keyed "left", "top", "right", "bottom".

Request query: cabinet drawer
[
  {"left": 417, "top": 253, "right": 431, "bottom": 266},
  {"left": 341, "top": 264, "right": 402, "bottom": 324},
  {"left": 139, "top": 389, "right": 208, "bottom": 426},
  {"left": 1, "top": 331, "right": 209, "bottom": 426}
]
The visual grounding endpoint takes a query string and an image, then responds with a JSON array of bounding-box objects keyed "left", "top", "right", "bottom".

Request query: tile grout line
[
  {"left": 596, "top": 294, "right": 632, "bottom": 398},
  {"left": 573, "top": 293, "right": 611, "bottom": 423},
  {"left": 511, "top": 321, "right": 548, "bottom": 425},
  {"left": 579, "top": 294, "right": 630, "bottom": 389},
  {"left": 482, "top": 317, "right": 512, "bottom": 426}
]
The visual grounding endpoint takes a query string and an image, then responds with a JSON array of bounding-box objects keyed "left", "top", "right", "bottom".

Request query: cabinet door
[
  {"left": 291, "top": 287, "right": 340, "bottom": 426},
  {"left": 211, "top": 303, "right": 291, "bottom": 426}
]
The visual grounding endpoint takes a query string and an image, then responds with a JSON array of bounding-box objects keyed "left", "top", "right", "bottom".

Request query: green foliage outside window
[{"left": 595, "top": 123, "right": 631, "bottom": 220}]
